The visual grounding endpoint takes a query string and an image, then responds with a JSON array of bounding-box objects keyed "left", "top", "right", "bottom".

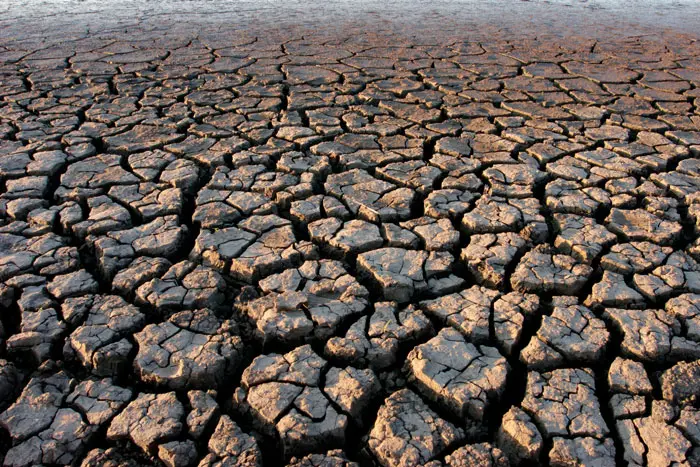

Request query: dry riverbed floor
[{"left": 0, "top": 3, "right": 700, "bottom": 466}]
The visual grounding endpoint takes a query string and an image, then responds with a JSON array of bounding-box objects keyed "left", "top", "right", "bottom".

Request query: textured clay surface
[{"left": 0, "top": 1, "right": 700, "bottom": 466}]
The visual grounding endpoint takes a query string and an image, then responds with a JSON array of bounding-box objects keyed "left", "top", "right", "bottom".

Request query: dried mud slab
[
  {"left": 367, "top": 389, "right": 465, "bottom": 466},
  {"left": 406, "top": 327, "right": 509, "bottom": 421},
  {"left": 233, "top": 345, "right": 379, "bottom": 456}
]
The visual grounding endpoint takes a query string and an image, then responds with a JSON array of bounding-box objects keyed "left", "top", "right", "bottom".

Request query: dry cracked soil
[{"left": 0, "top": 1, "right": 700, "bottom": 466}]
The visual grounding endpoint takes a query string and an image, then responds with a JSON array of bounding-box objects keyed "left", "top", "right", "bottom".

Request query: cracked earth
[{"left": 1, "top": 2, "right": 700, "bottom": 466}]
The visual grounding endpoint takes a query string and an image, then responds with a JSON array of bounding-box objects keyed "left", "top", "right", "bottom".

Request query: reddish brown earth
[{"left": 0, "top": 2, "right": 699, "bottom": 466}]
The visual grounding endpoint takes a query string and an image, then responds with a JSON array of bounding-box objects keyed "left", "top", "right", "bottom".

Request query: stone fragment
[
  {"left": 576, "top": 148, "right": 642, "bottom": 175},
  {"left": 461, "top": 232, "right": 527, "bottom": 288},
  {"left": 426, "top": 443, "right": 510, "bottom": 467},
  {"left": 186, "top": 390, "right": 219, "bottom": 440},
  {"left": 617, "top": 401, "right": 694, "bottom": 467},
  {"left": 367, "top": 389, "right": 465, "bottom": 467},
  {"left": 3, "top": 408, "right": 95, "bottom": 467},
  {"left": 380, "top": 223, "right": 420, "bottom": 249},
  {"left": 64, "top": 294, "right": 145, "bottom": 376},
  {"left": 235, "top": 345, "right": 378, "bottom": 457},
  {"left": 600, "top": 242, "right": 673, "bottom": 275},
  {"left": 325, "top": 301, "right": 432, "bottom": 370},
  {"left": 0, "top": 232, "right": 79, "bottom": 281},
  {"left": 493, "top": 292, "right": 541, "bottom": 355},
  {"left": 606, "top": 208, "right": 682, "bottom": 245},
  {"left": 603, "top": 307, "right": 700, "bottom": 362},
  {"left": 47, "top": 269, "right": 99, "bottom": 300},
  {"left": 6, "top": 283, "right": 66, "bottom": 363},
  {"left": 0, "top": 370, "right": 73, "bottom": 442},
  {"left": 56, "top": 154, "right": 139, "bottom": 200},
  {"left": 0, "top": 370, "right": 119, "bottom": 467},
  {"left": 193, "top": 188, "right": 275, "bottom": 229},
  {"left": 72, "top": 195, "right": 132, "bottom": 239},
  {"left": 553, "top": 214, "right": 616, "bottom": 264},
  {"left": 424, "top": 189, "right": 476, "bottom": 219},
  {"left": 585, "top": 270, "right": 645, "bottom": 309},
  {"left": 607, "top": 357, "right": 653, "bottom": 395},
  {"left": 93, "top": 215, "right": 186, "bottom": 279},
  {"left": 136, "top": 261, "right": 227, "bottom": 311},
  {"left": 420, "top": 285, "right": 499, "bottom": 344},
  {"left": 462, "top": 195, "right": 547, "bottom": 240},
  {"left": 511, "top": 245, "right": 593, "bottom": 295},
  {"left": 609, "top": 393, "right": 648, "bottom": 420},
  {"left": 660, "top": 360, "right": 700, "bottom": 406},
  {"left": 407, "top": 327, "right": 509, "bottom": 421},
  {"left": 666, "top": 293, "right": 700, "bottom": 343},
  {"left": 498, "top": 407, "right": 543, "bottom": 464},
  {"left": 199, "top": 415, "right": 262, "bottom": 467},
  {"left": 287, "top": 450, "right": 358, "bottom": 467},
  {"left": 108, "top": 183, "right": 183, "bottom": 222},
  {"left": 400, "top": 216, "right": 459, "bottom": 251},
  {"left": 483, "top": 163, "right": 548, "bottom": 198},
  {"left": 134, "top": 309, "right": 243, "bottom": 389},
  {"left": 521, "top": 303, "right": 609, "bottom": 370},
  {"left": 237, "top": 260, "right": 368, "bottom": 344},
  {"left": 633, "top": 251, "right": 700, "bottom": 300},
  {"left": 112, "top": 256, "right": 172, "bottom": 296},
  {"left": 0, "top": 360, "right": 19, "bottom": 410},
  {"left": 66, "top": 378, "right": 132, "bottom": 426},
  {"left": 545, "top": 179, "right": 610, "bottom": 216},
  {"left": 521, "top": 368, "right": 609, "bottom": 439},
  {"left": 308, "top": 218, "right": 383, "bottom": 255},
  {"left": 158, "top": 440, "right": 198, "bottom": 467},
  {"left": 549, "top": 437, "right": 616, "bottom": 467},
  {"left": 290, "top": 195, "right": 351, "bottom": 225},
  {"left": 104, "top": 125, "right": 183, "bottom": 154},
  {"left": 376, "top": 160, "right": 442, "bottom": 195},
  {"left": 225, "top": 215, "right": 303, "bottom": 283},
  {"left": 325, "top": 169, "right": 415, "bottom": 222},
  {"left": 357, "top": 247, "right": 463, "bottom": 303},
  {"left": 107, "top": 392, "right": 184, "bottom": 454},
  {"left": 80, "top": 447, "right": 142, "bottom": 467},
  {"left": 323, "top": 366, "right": 380, "bottom": 421}
]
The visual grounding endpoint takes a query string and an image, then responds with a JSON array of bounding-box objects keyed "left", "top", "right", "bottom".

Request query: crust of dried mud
[{"left": 0, "top": 3, "right": 699, "bottom": 467}]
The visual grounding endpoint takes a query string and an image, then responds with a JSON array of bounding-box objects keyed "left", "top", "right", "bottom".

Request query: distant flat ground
[{"left": 2, "top": 0, "right": 700, "bottom": 40}]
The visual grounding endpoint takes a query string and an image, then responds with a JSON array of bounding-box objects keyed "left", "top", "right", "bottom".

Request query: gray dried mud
[{"left": 0, "top": 1, "right": 699, "bottom": 466}]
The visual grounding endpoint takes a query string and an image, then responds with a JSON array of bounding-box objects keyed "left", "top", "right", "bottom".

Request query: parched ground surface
[{"left": 1, "top": 2, "right": 700, "bottom": 466}]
